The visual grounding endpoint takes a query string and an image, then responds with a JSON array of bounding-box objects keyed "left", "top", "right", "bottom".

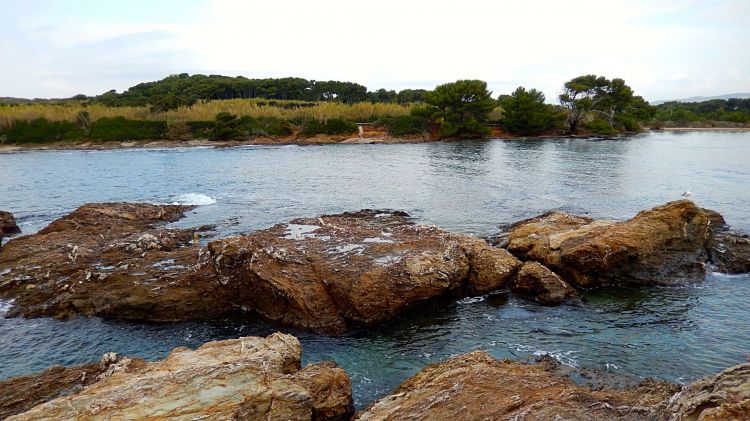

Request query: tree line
[
  {"left": 654, "top": 98, "right": 750, "bottom": 124},
  {"left": 94, "top": 74, "right": 428, "bottom": 111}
]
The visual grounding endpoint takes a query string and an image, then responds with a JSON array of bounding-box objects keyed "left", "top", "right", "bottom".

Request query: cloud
[{"left": 1, "top": 0, "right": 748, "bottom": 101}]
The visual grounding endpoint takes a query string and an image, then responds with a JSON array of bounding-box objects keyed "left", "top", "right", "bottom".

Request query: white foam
[
  {"left": 170, "top": 193, "right": 217, "bottom": 206},
  {"left": 457, "top": 296, "right": 486, "bottom": 305},
  {"left": 0, "top": 299, "right": 14, "bottom": 316}
]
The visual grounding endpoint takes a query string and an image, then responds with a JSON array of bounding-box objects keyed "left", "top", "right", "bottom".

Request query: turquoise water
[{"left": 1, "top": 131, "right": 749, "bottom": 408}]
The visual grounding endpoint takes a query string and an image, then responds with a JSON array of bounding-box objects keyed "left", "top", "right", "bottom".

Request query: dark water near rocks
[{"left": 1, "top": 131, "right": 749, "bottom": 408}]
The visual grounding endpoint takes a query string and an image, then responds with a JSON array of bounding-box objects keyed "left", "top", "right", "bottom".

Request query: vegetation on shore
[
  {"left": 653, "top": 98, "right": 750, "bottom": 127},
  {"left": 1, "top": 73, "right": 748, "bottom": 145}
]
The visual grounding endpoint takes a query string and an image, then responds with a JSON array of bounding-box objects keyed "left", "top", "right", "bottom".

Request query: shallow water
[{"left": 1, "top": 131, "right": 749, "bottom": 408}]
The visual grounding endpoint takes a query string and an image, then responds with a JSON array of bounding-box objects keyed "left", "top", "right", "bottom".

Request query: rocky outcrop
[
  {"left": 502, "top": 200, "right": 744, "bottom": 287},
  {"left": 512, "top": 261, "right": 576, "bottom": 304},
  {"left": 664, "top": 363, "right": 750, "bottom": 421},
  {"left": 0, "top": 202, "right": 224, "bottom": 321},
  {"left": 7, "top": 333, "right": 354, "bottom": 421},
  {"left": 1, "top": 204, "right": 520, "bottom": 333},
  {"left": 0, "top": 210, "right": 21, "bottom": 244},
  {"left": 356, "top": 351, "right": 679, "bottom": 420},
  {"left": 0, "top": 354, "right": 146, "bottom": 419},
  {"left": 204, "top": 210, "right": 521, "bottom": 333}
]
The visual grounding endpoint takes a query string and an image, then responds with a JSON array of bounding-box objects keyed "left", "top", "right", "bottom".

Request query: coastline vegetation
[{"left": 1, "top": 73, "right": 748, "bottom": 145}]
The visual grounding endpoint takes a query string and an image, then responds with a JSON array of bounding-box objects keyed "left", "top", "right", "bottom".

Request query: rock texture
[
  {"left": 504, "top": 200, "right": 733, "bottom": 287},
  {"left": 0, "top": 354, "right": 146, "bottom": 420},
  {"left": 204, "top": 210, "right": 521, "bottom": 333},
  {"left": 7, "top": 333, "right": 353, "bottom": 421},
  {"left": 512, "top": 261, "right": 576, "bottom": 304},
  {"left": 705, "top": 211, "right": 750, "bottom": 274},
  {"left": 0, "top": 210, "right": 21, "bottom": 243},
  {"left": 1, "top": 204, "right": 520, "bottom": 333},
  {"left": 356, "top": 351, "right": 679, "bottom": 421},
  {"left": 664, "top": 363, "right": 750, "bottom": 421},
  {"left": 0, "top": 202, "right": 224, "bottom": 321}
]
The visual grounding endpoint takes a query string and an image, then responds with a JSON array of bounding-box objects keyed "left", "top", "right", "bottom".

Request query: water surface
[{"left": 1, "top": 131, "right": 749, "bottom": 408}]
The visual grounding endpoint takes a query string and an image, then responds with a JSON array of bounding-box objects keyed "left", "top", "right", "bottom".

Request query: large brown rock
[
  {"left": 204, "top": 210, "right": 521, "bottom": 334},
  {"left": 0, "top": 210, "right": 21, "bottom": 243},
  {"left": 2, "top": 205, "right": 519, "bottom": 333},
  {"left": 356, "top": 351, "right": 678, "bottom": 420},
  {"left": 7, "top": 333, "right": 354, "bottom": 421},
  {"left": 0, "top": 202, "right": 225, "bottom": 321},
  {"left": 664, "top": 363, "right": 750, "bottom": 421},
  {"left": 505, "top": 200, "right": 720, "bottom": 287},
  {"left": 512, "top": 261, "right": 576, "bottom": 304}
]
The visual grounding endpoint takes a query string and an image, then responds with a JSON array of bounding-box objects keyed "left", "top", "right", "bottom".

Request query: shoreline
[{"left": 0, "top": 127, "right": 748, "bottom": 153}]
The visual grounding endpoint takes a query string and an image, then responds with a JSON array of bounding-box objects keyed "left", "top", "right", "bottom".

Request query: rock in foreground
[
  {"left": 503, "top": 200, "right": 745, "bottom": 287},
  {"left": 664, "top": 362, "right": 750, "bottom": 421},
  {"left": 0, "top": 354, "right": 146, "bottom": 420},
  {"left": 204, "top": 210, "right": 521, "bottom": 333},
  {"left": 0, "top": 202, "right": 224, "bottom": 321},
  {"left": 7, "top": 333, "right": 353, "bottom": 421},
  {"left": 357, "top": 351, "right": 679, "bottom": 420}
]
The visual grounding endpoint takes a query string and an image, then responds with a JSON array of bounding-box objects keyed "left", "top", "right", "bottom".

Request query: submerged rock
[
  {"left": 205, "top": 210, "right": 521, "bottom": 333},
  {"left": 0, "top": 202, "right": 224, "bottom": 321},
  {"left": 503, "top": 200, "right": 747, "bottom": 287},
  {"left": 0, "top": 210, "right": 21, "bottom": 244},
  {"left": 6, "top": 333, "right": 354, "bottom": 420},
  {"left": 356, "top": 351, "right": 679, "bottom": 420},
  {"left": 512, "top": 261, "right": 576, "bottom": 304}
]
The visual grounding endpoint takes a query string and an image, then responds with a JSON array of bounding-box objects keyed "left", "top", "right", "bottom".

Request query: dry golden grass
[{"left": 0, "top": 99, "right": 413, "bottom": 126}]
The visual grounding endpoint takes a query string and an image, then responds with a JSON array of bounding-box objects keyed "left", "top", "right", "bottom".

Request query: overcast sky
[{"left": 1, "top": 0, "right": 749, "bottom": 102}]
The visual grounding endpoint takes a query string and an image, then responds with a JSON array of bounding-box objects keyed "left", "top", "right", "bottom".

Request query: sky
[{"left": 1, "top": 0, "right": 749, "bottom": 102}]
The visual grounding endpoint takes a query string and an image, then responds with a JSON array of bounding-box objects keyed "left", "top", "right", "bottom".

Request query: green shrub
[
  {"left": 379, "top": 115, "right": 426, "bottom": 136},
  {"left": 0, "top": 118, "right": 83, "bottom": 144},
  {"left": 614, "top": 114, "right": 640, "bottom": 132},
  {"left": 253, "top": 116, "right": 293, "bottom": 136},
  {"left": 89, "top": 117, "right": 167, "bottom": 141},
  {"left": 300, "top": 118, "right": 357, "bottom": 136},
  {"left": 208, "top": 113, "right": 292, "bottom": 140},
  {"left": 584, "top": 118, "right": 618, "bottom": 136},
  {"left": 209, "top": 112, "right": 242, "bottom": 140},
  {"left": 186, "top": 120, "right": 215, "bottom": 138}
]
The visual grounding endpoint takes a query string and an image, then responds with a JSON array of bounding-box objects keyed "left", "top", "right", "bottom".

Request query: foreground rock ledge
[
  {"left": 5, "top": 333, "right": 354, "bottom": 420},
  {"left": 502, "top": 199, "right": 750, "bottom": 287},
  {"left": 356, "top": 351, "right": 750, "bottom": 421}
]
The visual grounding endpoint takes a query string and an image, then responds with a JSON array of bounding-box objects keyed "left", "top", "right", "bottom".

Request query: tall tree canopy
[
  {"left": 499, "top": 87, "right": 561, "bottom": 135},
  {"left": 558, "top": 75, "right": 652, "bottom": 133},
  {"left": 424, "top": 80, "right": 496, "bottom": 138}
]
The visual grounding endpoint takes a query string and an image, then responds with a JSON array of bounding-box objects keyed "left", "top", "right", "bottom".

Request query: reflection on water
[{"left": 1, "top": 131, "right": 749, "bottom": 408}]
